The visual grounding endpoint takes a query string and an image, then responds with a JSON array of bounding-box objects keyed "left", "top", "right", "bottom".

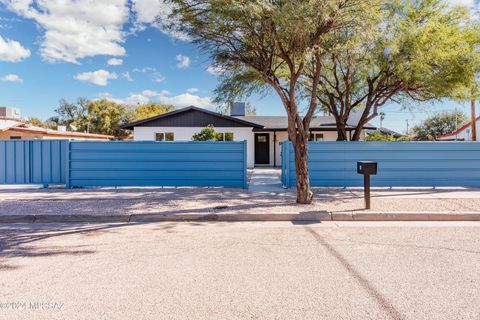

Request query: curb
[{"left": 0, "top": 212, "right": 479, "bottom": 223}]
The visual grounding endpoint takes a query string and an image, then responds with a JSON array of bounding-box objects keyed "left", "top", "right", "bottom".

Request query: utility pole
[{"left": 471, "top": 98, "right": 477, "bottom": 141}]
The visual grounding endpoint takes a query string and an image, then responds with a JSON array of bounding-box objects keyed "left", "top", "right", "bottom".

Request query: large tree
[
  {"left": 168, "top": 0, "right": 373, "bottom": 203},
  {"left": 214, "top": 0, "right": 480, "bottom": 141},
  {"left": 127, "top": 102, "right": 175, "bottom": 122},
  {"left": 412, "top": 111, "right": 468, "bottom": 141}
]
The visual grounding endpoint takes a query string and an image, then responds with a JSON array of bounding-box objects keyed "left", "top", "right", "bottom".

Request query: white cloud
[
  {"left": 107, "top": 58, "right": 123, "bottom": 66},
  {"left": 2, "top": 0, "right": 129, "bottom": 63},
  {"left": 132, "top": 66, "right": 156, "bottom": 73},
  {"left": 74, "top": 69, "right": 118, "bottom": 86},
  {"left": 187, "top": 87, "right": 199, "bottom": 93},
  {"left": 103, "top": 89, "right": 213, "bottom": 108},
  {"left": 1, "top": 73, "right": 23, "bottom": 82},
  {"left": 122, "top": 71, "right": 133, "bottom": 81},
  {"left": 175, "top": 54, "right": 190, "bottom": 69},
  {"left": 152, "top": 72, "right": 166, "bottom": 83},
  {"left": 131, "top": 0, "right": 189, "bottom": 41},
  {"left": 0, "top": 35, "right": 30, "bottom": 62},
  {"left": 206, "top": 65, "right": 226, "bottom": 75}
]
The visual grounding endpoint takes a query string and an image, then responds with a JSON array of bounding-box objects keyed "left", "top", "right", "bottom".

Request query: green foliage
[
  {"left": 127, "top": 102, "right": 175, "bottom": 122},
  {"left": 364, "top": 132, "right": 397, "bottom": 141},
  {"left": 25, "top": 117, "right": 47, "bottom": 128},
  {"left": 192, "top": 125, "right": 218, "bottom": 141},
  {"left": 412, "top": 111, "right": 468, "bottom": 141},
  {"left": 87, "top": 99, "right": 128, "bottom": 137}
]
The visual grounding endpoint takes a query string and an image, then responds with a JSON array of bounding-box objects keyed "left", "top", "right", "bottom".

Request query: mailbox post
[{"left": 357, "top": 161, "right": 378, "bottom": 209}]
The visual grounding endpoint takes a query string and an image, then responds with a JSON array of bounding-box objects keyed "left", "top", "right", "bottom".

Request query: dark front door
[{"left": 255, "top": 133, "right": 270, "bottom": 165}]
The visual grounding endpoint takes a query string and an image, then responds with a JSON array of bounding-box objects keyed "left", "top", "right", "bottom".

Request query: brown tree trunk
[
  {"left": 336, "top": 124, "right": 348, "bottom": 141},
  {"left": 292, "top": 134, "right": 313, "bottom": 204}
]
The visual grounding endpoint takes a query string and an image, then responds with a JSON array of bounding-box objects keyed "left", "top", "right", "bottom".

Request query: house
[
  {"left": 0, "top": 107, "right": 113, "bottom": 140},
  {"left": 120, "top": 104, "right": 374, "bottom": 168},
  {"left": 435, "top": 116, "right": 480, "bottom": 141}
]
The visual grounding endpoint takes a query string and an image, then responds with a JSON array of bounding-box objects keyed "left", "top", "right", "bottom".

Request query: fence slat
[{"left": 283, "top": 141, "right": 480, "bottom": 188}]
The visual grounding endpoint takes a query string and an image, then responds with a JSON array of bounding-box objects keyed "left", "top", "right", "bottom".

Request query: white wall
[{"left": 134, "top": 126, "right": 255, "bottom": 168}]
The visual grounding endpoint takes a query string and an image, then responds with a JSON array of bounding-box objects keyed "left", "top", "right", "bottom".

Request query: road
[{"left": 1, "top": 221, "right": 479, "bottom": 320}]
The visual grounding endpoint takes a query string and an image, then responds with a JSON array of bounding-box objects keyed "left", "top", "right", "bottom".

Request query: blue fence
[
  {"left": 67, "top": 141, "right": 247, "bottom": 188},
  {"left": 282, "top": 141, "right": 480, "bottom": 188},
  {"left": 0, "top": 140, "right": 67, "bottom": 185}
]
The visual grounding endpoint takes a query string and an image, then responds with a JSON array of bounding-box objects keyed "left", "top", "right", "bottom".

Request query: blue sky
[{"left": 0, "top": 0, "right": 478, "bottom": 133}]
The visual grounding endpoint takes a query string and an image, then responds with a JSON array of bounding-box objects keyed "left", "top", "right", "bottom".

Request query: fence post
[
  {"left": 243, "top": 140, "right": 247, "bottom": 189},
  {"left": 65, "top": 141, "right": 71, "bottom": 189}
]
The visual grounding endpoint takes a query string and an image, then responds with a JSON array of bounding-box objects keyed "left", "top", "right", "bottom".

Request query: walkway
[{"left": 248, "top": 168, "right": 284, "bottom": 193}]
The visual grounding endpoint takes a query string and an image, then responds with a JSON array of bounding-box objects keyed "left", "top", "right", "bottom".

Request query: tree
[
  {"left": 364, "top": 131, "right": 397, "bottom": 141},
  {"left": 128, "top": 102, "right": 175, "bottom": 122},
  {"left": 316, "top": 0, "right": 479, "bottom": 141},
  {"left": 192, "top": 125, "right": 218, "bottom": 141},
  {"left": 87, "top": 99, "right": 128, "bottom": 138},
  {"left": 412, "top": 111, "right": 468, "bottom": 141},
  {"left": 54, "top": 98, "right": 91, "bottom": 132},
  {"left": 168, "top": 0, "right": 372, "bottom": 203},
  {"left": 213, "top": 0, "right": 480, "bottom": 142},
  {"left": 25, "top": 117, "right": 47, "bottom": 128}
]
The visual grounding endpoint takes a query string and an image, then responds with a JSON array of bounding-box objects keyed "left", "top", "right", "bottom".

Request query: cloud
[
  {"left": 107, "top": 58, "right": 123, "bottom": 66},
  {"left": 122, "top": 71, "right": 133, "bottom": 81},
  {"left": 2, "top": 0, "right": 129, "bottom": 63},
  {"left": 74, "top": 69, "right": 118, "bottom": 86},
  {"left": 206, "top": 65, "right": 226, "bottom": 75},
  {"left": 1, "top": 73, "right": 23, "bottom": 82},
  {"left": 0, "top": 35, "right": 30, "bottom": 62},
  {"left": 103, "top": 89, "right": 213, "bottom": 108},
  {"left": 131, "top": 0, "right": 190, "bottom": 41},
  {"left": 187, "top": 87, "right": 199, "bottom": 93},
  {"left": 175, "top": 54, "right": 190, "bottom": 69},
  {"left": 152, "top": 72, "right": 166, "bottom": 83}
]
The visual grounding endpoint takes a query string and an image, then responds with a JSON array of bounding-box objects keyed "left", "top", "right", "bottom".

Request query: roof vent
[{"left": 230, "top": 102, "right": 246, "bottom": 116}]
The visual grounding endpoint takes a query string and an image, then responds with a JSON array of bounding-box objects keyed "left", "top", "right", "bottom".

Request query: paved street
[{"left": 1, "top": 221, "right": 479, "bottom": 320}]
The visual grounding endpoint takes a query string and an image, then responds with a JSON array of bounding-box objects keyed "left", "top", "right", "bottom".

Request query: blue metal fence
[
  {"left": 0, "top": 140, "right": 68, "bottom": 185},
  {"left": 67, "top": 141, "right": 247, "bottom": 188},
  {"left": 282, "top": 141, "right": 480, "bottom": 188}
]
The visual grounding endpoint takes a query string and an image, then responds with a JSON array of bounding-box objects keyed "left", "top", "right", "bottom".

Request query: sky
[{"left": 0, "top": 0, "right": 478, "bottom": 134}]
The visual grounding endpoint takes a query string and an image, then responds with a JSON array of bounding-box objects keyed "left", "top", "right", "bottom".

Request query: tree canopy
[{"left": 412, "top": 111, "right": 468, "bottom": 141}]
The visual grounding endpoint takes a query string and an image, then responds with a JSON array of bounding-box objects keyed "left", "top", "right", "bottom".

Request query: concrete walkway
[{"left": 247, "top": 168, "right": 284, "bottom": 193}]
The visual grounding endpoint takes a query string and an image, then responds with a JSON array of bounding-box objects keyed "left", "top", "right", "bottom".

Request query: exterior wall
[
  {"left": 0, "top": 130, "right": 44, "bottom": 140},
  {"left": 133, "top": 126, "right": 367, "bottom": 168},
  {"left": 0, "top": 129, "right": 111, "bottom": 140},
  {"left": 134, "top": 126, "right": 255, "bottom": 168}
]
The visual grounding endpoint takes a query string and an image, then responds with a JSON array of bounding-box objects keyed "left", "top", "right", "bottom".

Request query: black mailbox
[
  {"left": 357, "top": 161, "right": 378, "bottom": 209},
  {"left": 357, "top": 161, "right": 378, "bottom": 175}
]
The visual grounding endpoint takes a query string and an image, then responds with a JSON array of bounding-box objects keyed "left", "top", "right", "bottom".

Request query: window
[
  {"left": 257, "top": 135, "right": 267, "bottom": 143},
  {"left": 155, "top": 132, "right": 174, "bottom": 141},
  {"left": 309, "top": 133, "right": 324, "bottom": 141},
  {"left": 9, "top": 136, "right": 21, "bottom": 140},
  {"left": 216, "top": 132, "right": 234, "bottom": 141}
]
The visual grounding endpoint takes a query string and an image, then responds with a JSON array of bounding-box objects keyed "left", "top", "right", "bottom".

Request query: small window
[
  {"left": 216, "top": 133, "right": 224, "bottom": 141},
  {"left": 225, "top": 132, "right": 234, "bottom": 141},
  {"left": 309, "top": 133, "right": 324, "bottom": 141},
  {"left": 155, "top": 133, "right": 165, "bottom": 141},
  {"left": 165, "top": 132, "right": 174, "bottom": 141},
  {"left": 257, "top": 135, "right": 267, "bottom": 143},
  {"left": 9, "top": 136, "right": 21, "bottom": 140}
]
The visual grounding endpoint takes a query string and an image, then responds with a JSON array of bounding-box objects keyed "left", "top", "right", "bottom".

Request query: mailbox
[
  {"left": 357, "top": 161, "right": 378, "bottom": 209},
  {"left": 357, "top": 161, "right": 377, "bottom": 175}
]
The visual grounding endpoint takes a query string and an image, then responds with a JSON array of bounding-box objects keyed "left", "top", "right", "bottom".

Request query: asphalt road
[{"left": 1, "top": 221, "right": 479, "bottom": 320}]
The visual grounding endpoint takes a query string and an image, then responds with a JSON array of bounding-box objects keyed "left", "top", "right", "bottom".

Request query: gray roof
[{"left": 233, "top": 116, "right": 376, "bottom": 130}]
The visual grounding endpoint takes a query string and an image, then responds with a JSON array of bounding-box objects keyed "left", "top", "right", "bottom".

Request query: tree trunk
[
  {"left": 336, "top": 124, "right": 348, "bottom": 141},
  {"left": 292, "top": 134, "right": 313, "bottom": 204}
]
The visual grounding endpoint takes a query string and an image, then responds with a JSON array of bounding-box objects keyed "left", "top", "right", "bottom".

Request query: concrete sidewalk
[{"left": 1, "top": 186, "right": 480, "bottom": 222}]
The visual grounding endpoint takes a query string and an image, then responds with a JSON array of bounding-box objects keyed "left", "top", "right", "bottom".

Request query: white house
[
  {"left": 121, "top": 104, "right": 374, "bottom": 168},
  {"left": 435, "top": 116, "right": 480, "bottom": 141}
]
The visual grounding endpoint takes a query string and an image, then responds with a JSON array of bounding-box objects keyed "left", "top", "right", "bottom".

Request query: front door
[{"left": 255, "top": 133, "right": 270, "bottom": 165}]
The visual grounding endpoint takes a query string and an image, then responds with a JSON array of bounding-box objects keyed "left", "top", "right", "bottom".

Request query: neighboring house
[
  {"left": 435, "top": 116, "right": 480, "bottom": 141},
  {"left": 366, "top": 127, "right": 403, "bottom": 139},
  {"left": 121, "top": 104, "right": 375, "bottom": 168}
]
